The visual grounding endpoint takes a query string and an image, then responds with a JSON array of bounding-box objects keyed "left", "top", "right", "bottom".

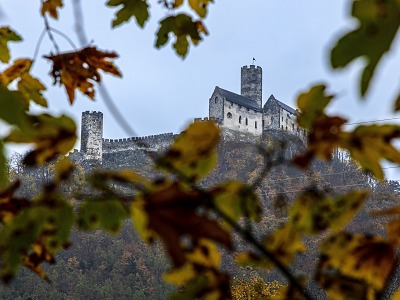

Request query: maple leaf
[
  {"left": 157, "top": 120, "right": 219, "bottom": 182},
  {"left": 331, "top": 0, "right": 400, "bottom": 96},
  {"left": 188, "top": 0, "right": 214, "bottom": 18},
  {"left": 155, "top": 14, "right": 208, "bottom": 58},
  {"left": 0, "top": 27, "right": 22, "bottom": 64},
  {"left": 107, "top": 0, "right": 150, "bottom": 28},
  {"left": 319, "top": 232, "right": 397, "bottom": 292},
  {"left": 5, "top": 114, "right": 77, "bottom": 165},
  {"left": 41, "top": 0, "right": 63, "bottom": 19},
  {"left": 44, "top": 47, "right": 122, "bottom": 104},
  {"left": 132, "top": 180, "right": 232, "bottom": 267}
]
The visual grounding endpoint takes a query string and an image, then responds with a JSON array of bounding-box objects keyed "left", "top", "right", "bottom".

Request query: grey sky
[{"left": 1, "top": 0, "right": 400, "bottom": 177}]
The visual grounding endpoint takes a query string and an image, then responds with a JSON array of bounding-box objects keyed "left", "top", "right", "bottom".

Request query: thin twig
[
  {"left": 49, "top": 27, "right": 78, "bottom": 51},
  {"left": 41, "top": 0, "right": 60, "bottom": 54},
  {"left": 32, "top": 28, "right": 46, "bottom": 67}
]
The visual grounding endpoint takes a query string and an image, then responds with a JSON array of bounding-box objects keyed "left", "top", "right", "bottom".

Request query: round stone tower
[
  {"left": 241, "top": 65, "right": 262, "bottom": 108},
  {"left": 81, "top": 111, "right": 103, "bottom": 163}
]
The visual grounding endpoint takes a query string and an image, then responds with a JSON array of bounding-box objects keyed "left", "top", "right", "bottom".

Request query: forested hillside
[{"left": 2, "top": 132, "right": 399, "bottom": 299}]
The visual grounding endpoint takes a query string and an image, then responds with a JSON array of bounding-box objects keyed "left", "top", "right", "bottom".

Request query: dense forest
[{"left": 2, "top": 132, "right": 400, "bottom": 299}]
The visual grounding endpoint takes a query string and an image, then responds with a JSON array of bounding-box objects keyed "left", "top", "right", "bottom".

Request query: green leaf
[
  {"left": 0, "top": 85, "right": 30, "bottom": 128},
  {"left": 330, "top": 0, "right": 400, "bottom": 96},
  {"left": 0, "top": 140, "right": 6, "bottom": 189},
  {"left": 0, "top": 27, "right": 22, "bottom": 64},
  {"left": 296, "top": 84, "right": 335, "bottom": 130},
  {"left": 0, "top": 201, "right": 74, "bottom": 282},
  {"left": 211, "top": 181, "right": 261, "bottom": 228},
  {"left": 18, "top": 73, "right": 47, "bottom": 107},
  {"left": 155, "top": 14, "right": 208, "bottom": 58},
  {"left": 5, "top": 114, "right": 77, "bottom": 165},
  {"left": 78, "top": 197, "right": 129, "bottom": 233},
  {"left": 107, "top": 0, "right": 149, "bottom": 28},
  {"left": 157, "top": 120, "right": 219, "bottom": 182}
]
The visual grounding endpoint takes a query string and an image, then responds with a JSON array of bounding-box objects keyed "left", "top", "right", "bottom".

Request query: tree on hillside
[{"left": 1, "top": 1, "right": 400, "bottom": 299}]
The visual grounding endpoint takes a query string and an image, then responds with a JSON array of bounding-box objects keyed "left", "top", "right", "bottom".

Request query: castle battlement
[
  {"left": 241, "top": 65, "right": 262, "bottom": 70},
  {"left": 102, "top": 133, "right": 175, "bottom": 154}
]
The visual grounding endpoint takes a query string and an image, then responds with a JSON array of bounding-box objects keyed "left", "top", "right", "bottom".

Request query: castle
[{"left": 72, "top": 65, "right": 306, "bottom": 165}]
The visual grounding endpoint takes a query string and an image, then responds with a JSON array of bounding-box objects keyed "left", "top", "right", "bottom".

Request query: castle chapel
[
  {"left": 209, "top": 65, "right": 306, "bottom": 137},
  {"left": 75, "top": 65, "right": 305, "bottom": 165}
]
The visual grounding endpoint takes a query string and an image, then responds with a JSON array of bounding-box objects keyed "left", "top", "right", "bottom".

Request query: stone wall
[
  {"left": 81, "top": 111, "right": 103, "bottom": 162},
  {"left": 209, "top": 88, "right": 224, "bottom": 123},
  {"left": 103, "top": 133, "right": 176, "bottom": 153},
  {"left": 241, "top": 65, "right": 262, "bottom": 108},
  {"left": 222, "top": 100, "right": 262, "bottom": 136}
]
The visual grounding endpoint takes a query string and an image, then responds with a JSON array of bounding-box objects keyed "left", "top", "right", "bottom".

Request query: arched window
[
  {"left": 245, "top": 118, "right": 248, "bottom": 125},
  {"left": 227, "top": 112, "right": 232, "bottom": 119},
  {"left": 215, "top": 96, "right": 218, "bottom": 103},
  {"left": 239, "top": 116, "right": 242, "bottom": 124}
]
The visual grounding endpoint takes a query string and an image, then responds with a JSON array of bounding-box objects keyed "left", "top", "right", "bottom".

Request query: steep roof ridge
[
  {"left": 266, "top": 94, "right": 297, "bottom": 115},
  {"left": 217, "top": 87, "right": 262, "bottom": 112}
]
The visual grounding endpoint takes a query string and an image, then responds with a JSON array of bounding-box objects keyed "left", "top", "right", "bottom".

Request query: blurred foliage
[{"left": 1, "top": 0, "right": 400, "bottom": 299}]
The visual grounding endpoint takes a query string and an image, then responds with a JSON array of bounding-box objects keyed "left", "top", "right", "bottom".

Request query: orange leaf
[{"left": 44, "top": 47, "right": 122, "bottom": 104}]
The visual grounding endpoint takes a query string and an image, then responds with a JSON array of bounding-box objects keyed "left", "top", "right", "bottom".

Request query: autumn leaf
[
  {"left": 0, "top": 27, "right": 22, "bottom": 64},
  {"left": 344, "top": 124, "right": 400, "bottom": 179},
  {"left": 0, "top": 181, "right": 30, "bottom": 225},
  {"left": 132, "top": 179, "right": 232, "bottom": 267},
  {"left": 107, "top": 0, "right": 149, "bottom": 28},
  {"left": 0, "top": 85, "right": 30, "bottom": 128},
  {"left": 18, "top": 73, "right": 47, "bottom": 107},
  {"left": 289, "top": 188, "right": 368, "bottom": 234},
  {"left": 331, "top": 0, "right": 400, "bottom": 96},
  {"left": 157, "top": 120, "right": 219, "bottom": 182},
  {"left": 188, "top": 0, "right": 214, "bottom": 18},
  {"left": 211, "top": 181, "right": 261, "bottom": 228},
  {"left": 44, "top": 47, "right": 122, "bottom": 104},
  {"left": 296, "top": 84, "right": 335, "bottom": 130},
  {"left": 263, "top": 224, "right": 306, "bottom": 266},
  {"left": 78, "top": 197, "right": 129, "bottom": 233},
  {"left": 0, "top": 141, "right": 6, "bottom": 189},
  {"left": 41, "top": 0, "right": 63, "bottom": 19},
  {"left": 0, "top": 59, "right": 32, "bottom": 87},
  {"left": 319, "top": 232, "right": 397, "bottom": 291},
  {"left": 155, "top": 14, "right": 208, "bottom": 58},
  {"left": 5, "top": 114, "right": 77, "bottom": 165}
]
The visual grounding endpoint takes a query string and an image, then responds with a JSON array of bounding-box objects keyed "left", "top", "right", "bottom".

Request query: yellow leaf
[
  {"left": 188, "top": 0, "right": 213, "bottom": 18},
  {"left": 164, "top": 262, "right": 196, "bottom": 285},
  {"left": 0, "top": 27, "right": 22, "bottom": 64},
  {"left": 211, "top": 181, "right": 261, "bottom": 228},
  {"left": 186, "top": 239, "right": 221, "bottom": 268},
  {"left": 392, "top": 289, "right": 400, "bottom": 300},
  {"left": 157, "top": 120, "right": 219, "bottom": 181},
  {"left": 319, "top": 232, "right": 396, "bottom": 291},
  {"left": 263, "top": 224, "right": 306, "bottom": 266},
  {"left": 0, "top": 59, "right": 32, "bottom": 87},
  {"left": 18, "top": 73, "right": 47, "bottom": 107}
]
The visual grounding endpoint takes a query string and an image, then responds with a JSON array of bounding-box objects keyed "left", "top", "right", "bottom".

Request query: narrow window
[
  {"left": 239, "top": 116, "right": 242, "bottom": 124},
  {"left": 292, "top": 124, "right": 294, "bottom": 130},
  {"left": 281, "top": 125, "right": 283, "bottom": 129},
  {"left": 215, "top": 96, "right": 218, "bottom": 104},
  {"left": 245, "top": 118, "right": 248, "bottom": 125},
  {"left": 262, "top": 120, "right": 265, "bottom": 127},
  {"left": 255, "top": 121, "right": 257, "bottom": 129},
  {"left": 227, "top": 112, "right": 232, "bottom": 119}
]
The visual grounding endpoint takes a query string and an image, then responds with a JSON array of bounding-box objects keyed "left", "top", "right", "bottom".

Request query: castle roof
[
  {"left": 218, "top": 87, "right": 262, "bottom": 112},
  {"left": 264, "top": 95, "right": 297, "bottom": 115}
]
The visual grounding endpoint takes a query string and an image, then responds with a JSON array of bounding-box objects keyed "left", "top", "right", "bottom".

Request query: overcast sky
[{"left": 1, "top": 0, "right": 400, "bottom": 177}]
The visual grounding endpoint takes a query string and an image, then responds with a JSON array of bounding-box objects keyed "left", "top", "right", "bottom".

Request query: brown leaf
[
  {"left": 133, "top": 180, "right": 232, "bottom": 267},
  {"left": 41, "top": 0, "right": 63, "bottom": 19},
  {"left": 44, "top": 47, "right": 122, "bottom": 104}
]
